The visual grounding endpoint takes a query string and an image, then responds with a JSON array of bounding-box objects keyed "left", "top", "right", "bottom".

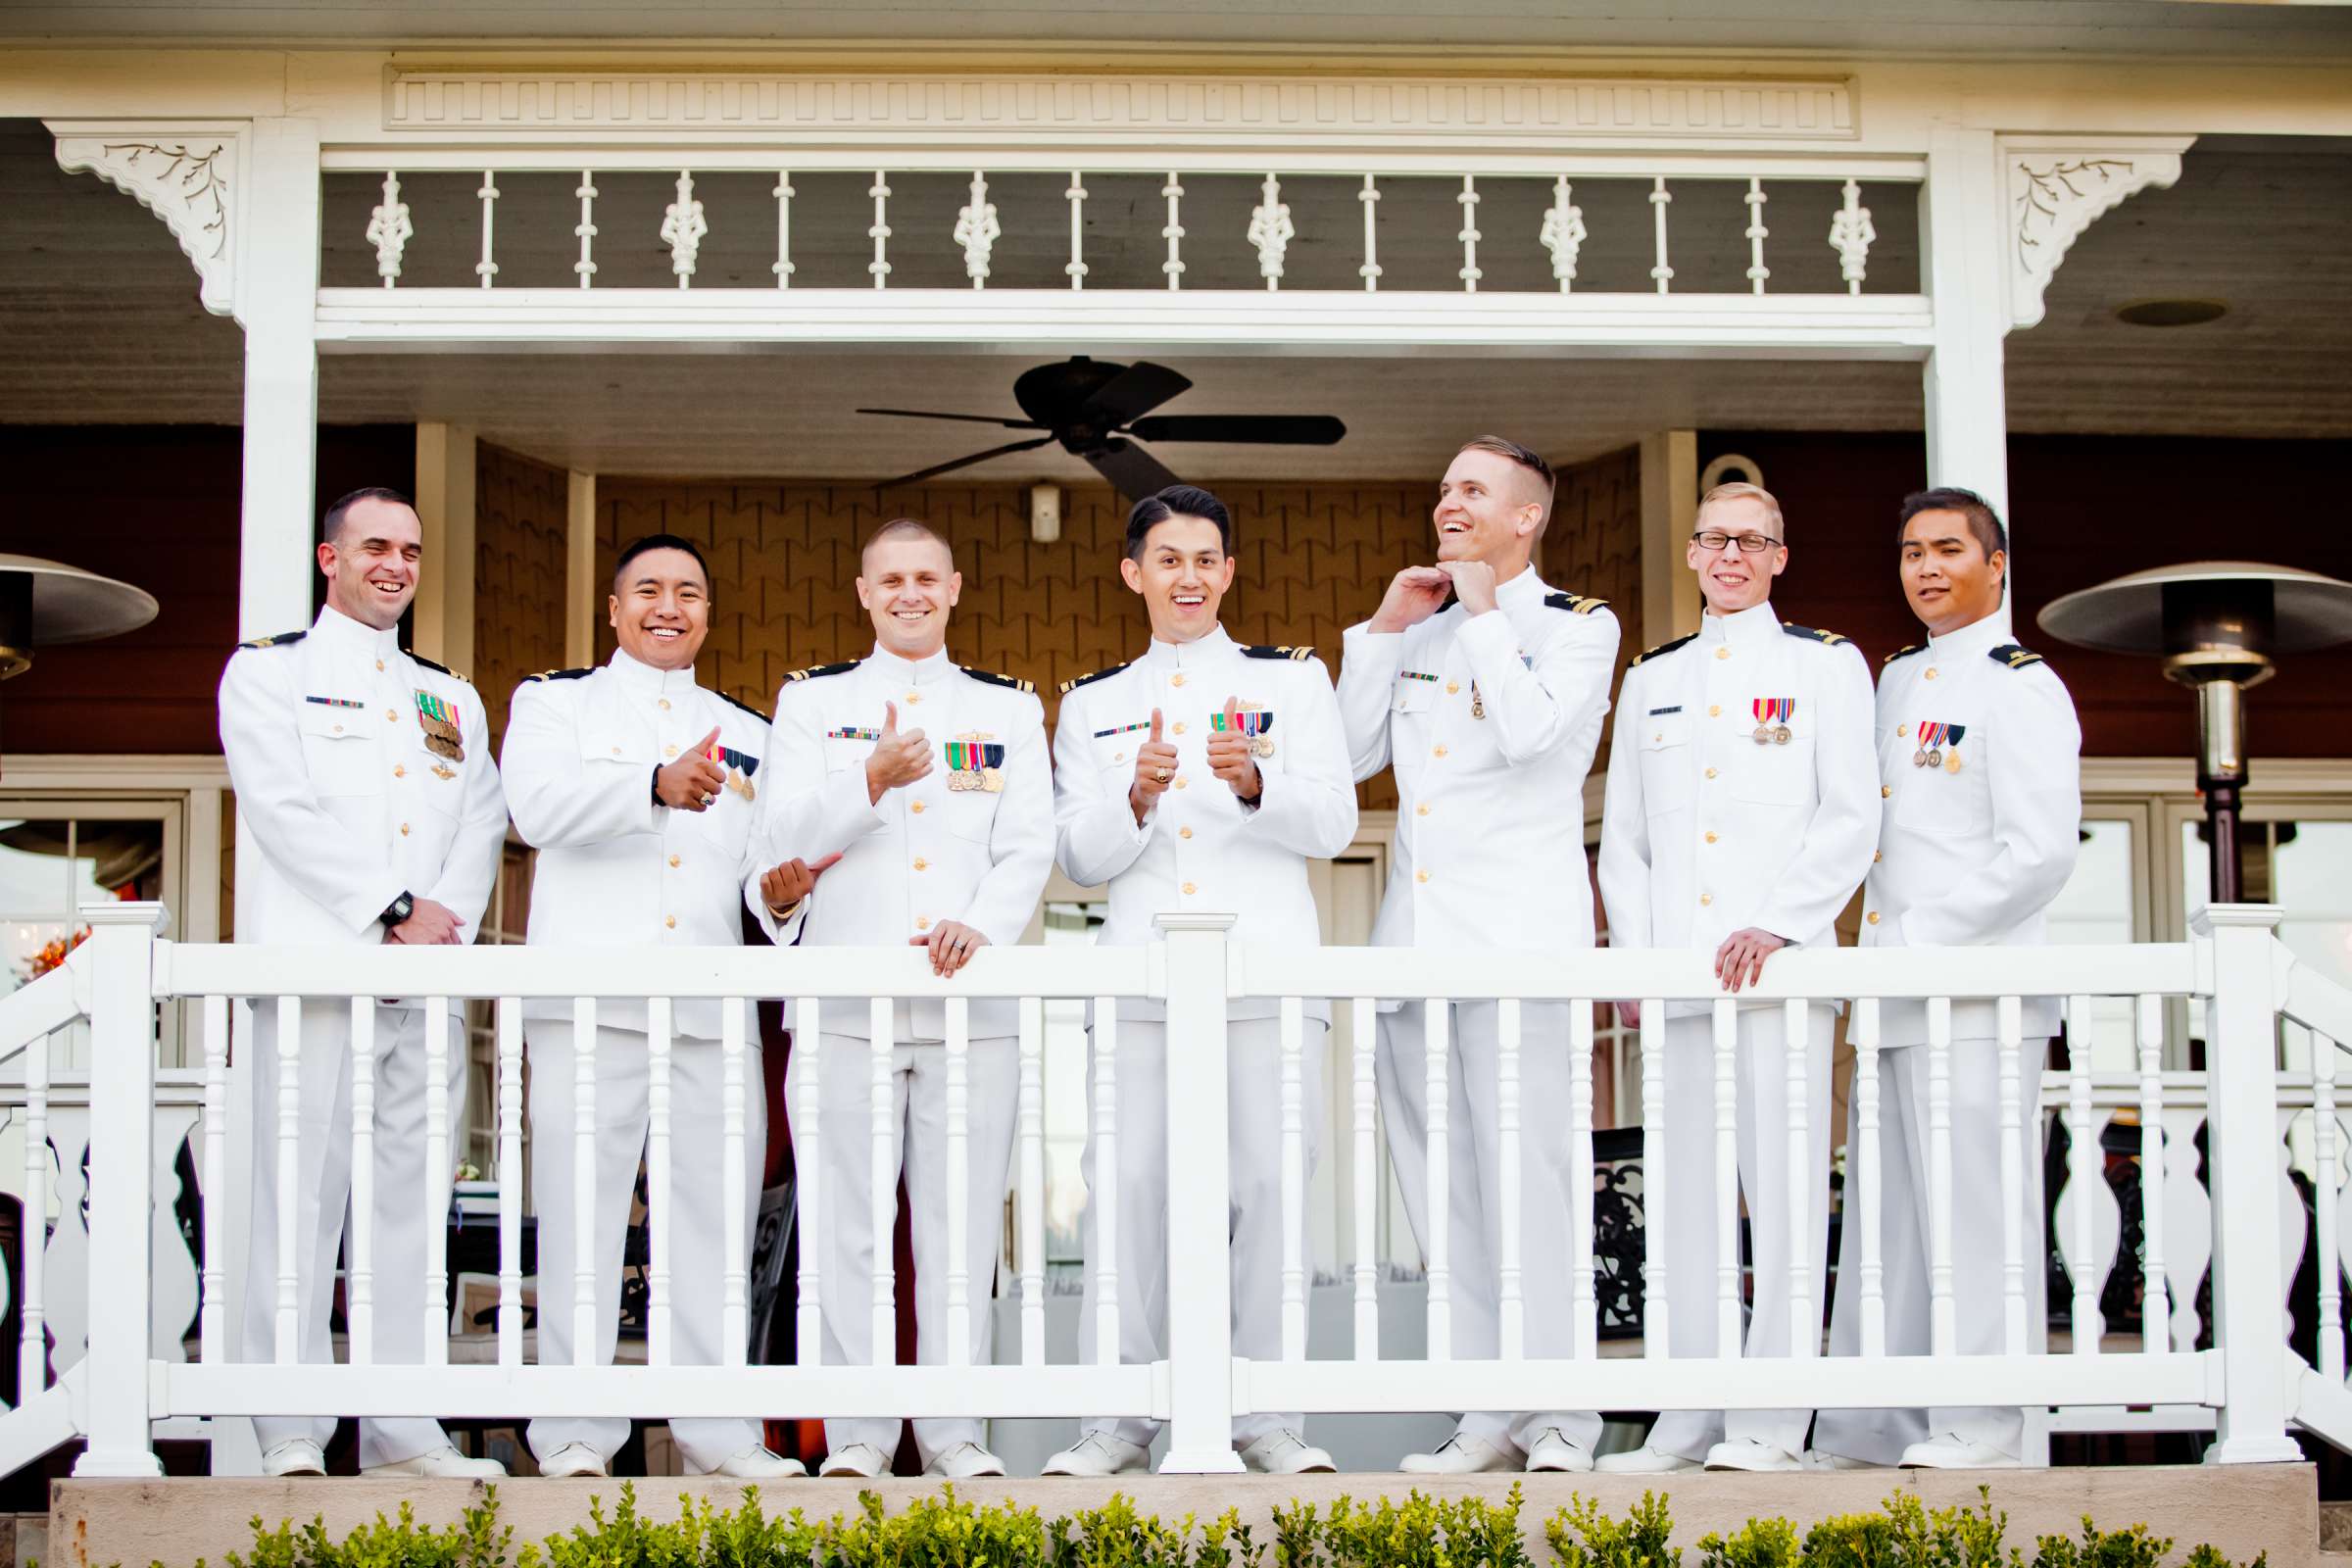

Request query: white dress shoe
[
  {"left": 925, "top": 1442, "right": 1007, "bottom": 1480},
  {"left": 709, "top": 1446, "right": 808, "bottom": 1480},
  {"left": 1238, "top": 1430, "right": 1336, "bottom": 1475},
  {"left": 261, "top": 1439, "right": 326, "bottom": 1478},
  {"left": 538, "top": 1443, "right": 608, "bottom": 1479},
  {"left": 1041, "top": 1432, "right": 1151, "bottom": 1477},
  {"left": 1523, "top": 1427, "right": 1595, "bottom": 1473},
  {"left": 817, "top": 1443, "right": 893, "bottom": 1479},
  {"left": 364, "top": 1446, "right": 507, "bottom": 1480},
  {"left": 1594, "top": 1444, "right": 1701, "bottom": 1475},
  {"left": 1400, "top": 1433, "right": 1516, "bottom": 1475},
  {"left": 1705, "top": 1438, "right": 1805, "bottom": 1473},
  {"left": 1898, "top": 1435, "right": 2020, "bottom": 1469}
]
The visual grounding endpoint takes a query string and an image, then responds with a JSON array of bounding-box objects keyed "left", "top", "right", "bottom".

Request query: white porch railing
[{"left": 3, "top": 901, "right": 2350, "bottom": 1477}]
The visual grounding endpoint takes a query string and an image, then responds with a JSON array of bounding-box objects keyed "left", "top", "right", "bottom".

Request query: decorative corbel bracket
[
  {"left": 2002, "top": 134, "right": 2192, "bottom": 331},
  {"left": 49, "top": 122, "right": 247, "bottom": 319}
]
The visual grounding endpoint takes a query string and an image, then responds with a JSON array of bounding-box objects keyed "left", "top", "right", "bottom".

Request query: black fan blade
[
  {"left": 875, "top": 435, "right": 1056, "bottom": 488},
  {"left": 1077, "top": 362, "right": 1193, "bottom": 426},
  {"left": 1126, "top": 415, "right": 1347, "bottom": 447},
  {"left": 1083, "top": 439, "right": 1182, "bottom": 500},
  {"left": 858, "top": 407, "right": 1047, "bottom": 431}
]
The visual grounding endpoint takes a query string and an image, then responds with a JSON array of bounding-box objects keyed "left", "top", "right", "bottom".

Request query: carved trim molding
[
  {"left": 2002, "top": 135, "right": 2191, "bottom": 331},
  {"left": 380, "top": 70, "right": 1856, "bottom": 144},
  {"left": 52, "top": 125, "right": 244, "bottom": 318}
]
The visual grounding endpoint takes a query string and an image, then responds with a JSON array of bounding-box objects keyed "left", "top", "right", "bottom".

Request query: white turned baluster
[
  {"left": 1357, "top": 174, "right": 1381, "bottom": 291},
  {"left": 721, "top": 998, "right": 749, "bottom": 1364},
  {"left": 2317, "top": 1029, "right": 2345, "bottom": 1379},
  {"left": 1160, "top": 174, "right": 1185, "bottom": 289},
  {"left": 422, "top": 996, "right": 451, "bottom": 1366},
  {"left": 1829, "top": 177, "right": 1876, "bottom": 294},
  {"left": 869, "top": 997, "right": 895, "bottom": 1365},
  {"left": 1571, "top": 1001, "right": 1598, "bottom": 1359},
  {"left": 474, "top": 172, "right": 499, "bottom": 287},
  {"left": 497, "top": 997, "right": 524, "bottom": 1367},
  {"left": 956, "top": 171, "right": 1001, "bottom": 288},
  {"left": 772, "top": 172, "right": 796, "bottom": 287},
  {"left": 1424, "top": 997, "right": 1451, "bottom": 1358},
  {"left": 273, "top": 995, "right": 301, "bottom": 1362},
  {"left": 867, "top": 172, "right": 892, "bottom": 289},
  {"left": 1648, "top": 176, "right": 1674, "bottom": 292},
  {"left": 661, "top": 171, "right": 706, "bottom": 288},
  {"left": 198, "top": 996, "right": 228, "bottom": 1363},
  {"left": 1280, "top": 996, "right": 1307, "bottom": 1359},
  {"left": 1540, "top": 175, "right": 1586, "bottom": 293},
  {"left": 1093, "top": 997, "right": 1119, "bottom": 1363},
  {"left": 1018, "top": 997, "right": 1046, "bottom": 1363},
  {"left": 1854, "top": 999, "right": 1886, "bottom": 1356},
  {"left": 1641, "top": 998, "right": 1668, "bottom": 1355},
  {"left": 1713, "top": 999, "right": 1741, "bottom": 1353},
  {"left": 1785, "top": 997, "right": 1813, "bottom": 1352},
  {"left": 367, "top": 171, "right": 412, "bottom": 286},
  {"left": 2004, "top": 995, "right": 2034, "bottom": 1355},
  {"left": 945, "top": 999, "right": 971, "bottom": 1366},
  {"left": 2063, "top": 995, "right": 2100, "bottom": 1352},
  {"left": 570, "top": 997, "right": 598, "bottom": 1363},
  {"left": 1250, "top": 172, "right": 1295, "bottom": 290},
  {"left": 1743, "top": 176, "right": 1770, "bottom": 294},
  {"left": 1064, "top": 173, "right": 1088, "bottom": 290},
  {"left": 348, "top": 997, "right": 377, "bottom": 1364},
  {"left": 1351, "top": 1000, "right": 1378, "bottom": 1358},
  {"left": 1497, "top": 998, "right": 1523, "bottom": 1359},
  {"left": 1927, "top": 995, "right": 1957, "bottom": 1355},
  {"left": 2136, "top": 994, "right": 2170, "bottom": 1355},
  {"left": 795, "top": 1002, "right": 821, "bottom": 1363},
  {"left": 21, "top": 1029, "right": 49, "bottom": 1393},
  {"left": 646, "top": 997, "right": 672, "bottom": 1366},
  {"left": 2162, "top": 1103, "right": 2211, "bottom": 1352},
  {"left": 1456, "top": 175, "right": 1483, "bottom": 292},
  {"left": 572, "top": 172, "right": 597, "bottom": 287}
]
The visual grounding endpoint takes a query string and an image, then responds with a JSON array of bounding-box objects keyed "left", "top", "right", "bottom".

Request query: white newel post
[
  {"left": 1155, "top": 913, "right": 1244, "bottom": 1472},
  {"left": 1921, "top": 125, "right": 2011, "bottom": 528},
  {"left": 2199, "top": 904, "right": 2304, "bottom": 1462},
  {"left": 237, "top": 118, "right": 324, "bottom": 639},
  {"left": 72, "top": 903, "right": 168, "bottom": 1478}
]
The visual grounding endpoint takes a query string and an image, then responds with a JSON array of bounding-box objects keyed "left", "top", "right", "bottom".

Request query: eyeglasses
[{"left": 1690, "top": 529, "right": 1786, "bottom": 555}]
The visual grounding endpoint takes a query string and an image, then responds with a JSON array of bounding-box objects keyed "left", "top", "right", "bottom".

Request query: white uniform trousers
[
  {"left": 1376, "top": 999, "right": 1603, "bottom": 1456},
  {"left": 1642, "top": 1005, "right": 1834, "bottom": 1461},
  {"left": 241, "top": 999, "right": 468, "bottom": 1468},
  {"left": 1076, "top": 1017, "right": 1322, "bottom": 1448},
  {"left": 1816, "top": 1037, "right": 2049, "bottom": 1463},
  {"left": 525, "top": 1019, "right": 765, "bottom": 1472},
  {"left": 792, "top": 1030, "right": 1018, "bottom": 1468}
]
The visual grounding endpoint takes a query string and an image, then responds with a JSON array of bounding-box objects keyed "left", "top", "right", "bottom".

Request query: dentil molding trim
[
  {"left": 2002, "top": 135, "right": 2191, "bottom": 331},
  {"left": 52, "top": 123, "right": 245, "bottom": 318}
]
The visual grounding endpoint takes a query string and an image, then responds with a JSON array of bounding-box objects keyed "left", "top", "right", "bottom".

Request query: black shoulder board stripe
[
  {"left": 782, "top": 662, "right": 858, "bottom": 684},
  {"left": 959, "top": 665, "right": 1037, "bottom": 694},
  {"left": 1629, "top": 632, "right": 1697, "bottom": 668},
  {"left": 524, "top": 666, "right": 595, "bottom": 683},
  {"left": 237, "top": 628, "right": 308, "bottom": 650},
  {"left": 1058, "top": 661, "right": 1132, "bottom": 696},
  {"left": 1242, "top": 644, "right": 1315, "bottom": 662},
  {"left": 1884, "top": 644, "right": 1926, "bottom": 665},
  {"left": 1782, "top": 622, "right": 1849, "bottom": 646},
  {"left": 719, "top": 690, "right": 771, "bottom": 721},
  {"left": 1544, "top": 592, "right": 1607, "bottom": 614},
  {"left": 1989, "top": 643, "right": 2046, "bottom": 670},
  {"left": 406, "top": 651, "right": 468, "bottom": 682}
]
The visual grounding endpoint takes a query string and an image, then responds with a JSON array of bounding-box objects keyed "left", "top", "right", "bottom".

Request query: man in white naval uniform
[
  {"left": 1815, "top": 487, "right": 2082, "bottom": 1470},
  {"left": 759, "top": 518, "right": 1054, "bottom": 1481},
  {"left": 1336, "top": 436, "right": 1619, "bottom": 1475},
  {"left": 502, "top": 534, "right": 822, "bottom": 1482},
  {"left": 1044, "top": 485, "right": 1357, "bottom": 1479},
  {"left": 1593, "top": 483, "right": 1879, "bottom": 1475},
  {"left": 218, "top": 487, "right": 509, "bottom": 1479}
]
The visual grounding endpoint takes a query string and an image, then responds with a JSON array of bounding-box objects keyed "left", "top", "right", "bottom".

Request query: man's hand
[
  {"left": 1615, "top": 1000, "right": 1642, "bottom": 1030},
  {"left": 1436, "top": 558, "right": 1499, "bottom": 616},
  {"left": 760, "top": 852, "right": 842, "bottom": 916},
  {"left": 865, "top": 701, "right": 931, "bottom": 803},
  {"left": 910, "top": 919, "right": 989, "bottom": 978},
  {"left": 656, "top": 725, "right": 729, "bottom": 811},
  {"left": 1128, "top": 709, "right": 1178, "bottom": 825},
  {"left": 1366, "top": 566, "right": 1452, "bottom": 634},
  {"left": 1714, "top": 927, "right": 1788, "bottom": 994},
  {"left": 1206, "top": 696, "right": 1262, "bottom": 802},
  {"left": 385, "top": 897, "right": 464, "bottom": 946}
]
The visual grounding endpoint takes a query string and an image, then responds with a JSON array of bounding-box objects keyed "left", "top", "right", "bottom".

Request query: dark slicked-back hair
[
  {"left": 860, "top": 516, "right": 956, "bottom": 569},
  {"left": 1896, "top": 487, "right": 2007, "bottom": 560},
  {"left": 613, "top": 533, "right": 713, "bottom": 596},
  {"left": 321, "top": 486, "right": 415, "bottom": 545},
  {"left": 1124, "top": 484, "right": 1232, "bottom": 560}
]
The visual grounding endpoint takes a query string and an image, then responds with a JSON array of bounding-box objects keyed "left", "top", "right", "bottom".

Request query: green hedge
[{"left": 114, "top": 1482, "right": 2265, "bottom": 1568}]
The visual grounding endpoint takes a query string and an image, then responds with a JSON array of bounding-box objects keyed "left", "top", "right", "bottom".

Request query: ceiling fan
[{"left": 858, "top": 356, "right": 1347, "bottom": 498}]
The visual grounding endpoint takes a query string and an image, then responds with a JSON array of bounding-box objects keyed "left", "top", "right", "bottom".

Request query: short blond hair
[
  {"left": 860, "top": 516, "right": 955, "bottom": 570},
  {"left": 1695, "top": 481, "right": 1785, "bottom": 539},
  {"left": 1454, "top": 434, "right": 1556, "bottom": 539}
]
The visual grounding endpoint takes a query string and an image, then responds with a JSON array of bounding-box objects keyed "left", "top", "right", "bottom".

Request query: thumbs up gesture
[
  {"left": 1127, "top": 708, "right": 1180, "bottom": 825},
  {"left": 864, "top": 700, "right": 933, "bottom": 804},
  {"left": 656, "top": 725, "right": 730, "bottom": 811},
  {"left": 1205, "top": 696, "right": 1262, "bottom": 802}
]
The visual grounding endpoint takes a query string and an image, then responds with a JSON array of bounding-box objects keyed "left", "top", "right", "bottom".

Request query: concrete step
[{"left": 2321, "top": 1499, "right": 2352, "bottom": 1553}]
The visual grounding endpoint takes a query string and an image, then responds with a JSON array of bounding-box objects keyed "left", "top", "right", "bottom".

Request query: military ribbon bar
[{"left": 827, "top": 726, "right": 882, "bottom": 742}]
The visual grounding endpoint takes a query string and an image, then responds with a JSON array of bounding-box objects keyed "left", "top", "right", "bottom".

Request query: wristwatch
[{"left": 379, "top": 890, "right": 416, "bottom": 929}]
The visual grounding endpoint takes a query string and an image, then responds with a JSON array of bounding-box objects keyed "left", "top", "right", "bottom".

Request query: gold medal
[
  {"left": 1251, "top": 737, "right": 1275, "bottom": 759},
  {"left": 1774, "top": 724, "right": 1792, "bottom": 746},
  {"left": 430, "top": 762, "right": 456, "bottom": 781},
  {"left": 981, "top": 765, "right": 1004, "bottom": 793},
  {"left": 1470, "top": 683, "right": 1486, "bottom": 720},
  {"left": 1945, "top": 751, "right": 1964, "bottom": 774},
  {"left": 727, "top": 768, "right": 756, "bottom": 802}
]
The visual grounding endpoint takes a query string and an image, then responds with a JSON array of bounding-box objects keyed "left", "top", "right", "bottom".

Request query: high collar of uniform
[
  {"left": 608, "top": 646, "right": 701, "bottom": 695},
  {"left": 1925, "top": 608, "right": 2014, "bottom": 662},
  {"left": 313, "top": 604, "right": 402, "bottom": 660},
  {"left": 1699, "top": 599, "right": 1782, "bottom": 650},
  {"left": 1494, "top": 564, "right": 1548, "bottom": 610},
  {"left": 867, "top": 643, "right": 954, "bottom": 682},
  {"left": 1141, "top": 623, "right": 1235, "bottom": 669}
]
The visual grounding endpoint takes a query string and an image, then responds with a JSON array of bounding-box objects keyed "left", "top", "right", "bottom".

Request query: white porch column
[
  {"left": 1920, "top": 126, "right": 2011, "bottom": 527},
  {"left": 236, "top": 119, "right": 324, "bottom": 639},
  {"left": 412, "top": 421, "right": 478, "bottom": 672},
  {"left": 565, "top": 468, "right": 599, "bottom": 667}
]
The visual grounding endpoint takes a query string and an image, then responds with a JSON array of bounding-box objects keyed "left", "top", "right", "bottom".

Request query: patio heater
[
  {"left": 2039, "top": 563, "right": 2352, "bottom": 904},
  {"left": 0, "top": 553, "right": 159, "bottom": 773}
]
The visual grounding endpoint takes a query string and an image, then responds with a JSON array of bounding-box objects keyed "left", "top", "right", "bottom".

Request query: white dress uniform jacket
[{"left": 1337, "top": 568, "right": 1618, "bottom": 952}]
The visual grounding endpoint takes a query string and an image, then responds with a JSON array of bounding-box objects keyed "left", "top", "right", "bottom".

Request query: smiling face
[
  {"left": 1899, "top": 507, "right": 2006, "bottom": 636},
  {"left": 1687, "top": 494, "right": 1788, "bottom": 615},
  {"left": 857, "top": 533, "right": 961, "bottom": 659},
  {"left": 318, "top": 496, "right": 423, "bottom": 631},
  {"left": 609, "top": 547, "right": 711, "bottom": 670},
  {"left": 1119, "top": 514, "right": 1235, "bottom": 644},
  {"left": 1433, "top": 448, "right": 1544, "bottom": 574}
]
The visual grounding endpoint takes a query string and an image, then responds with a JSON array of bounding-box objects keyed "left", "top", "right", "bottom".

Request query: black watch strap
[{"left": 380, "top": 890, "right": 416, "bottom": 929}]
